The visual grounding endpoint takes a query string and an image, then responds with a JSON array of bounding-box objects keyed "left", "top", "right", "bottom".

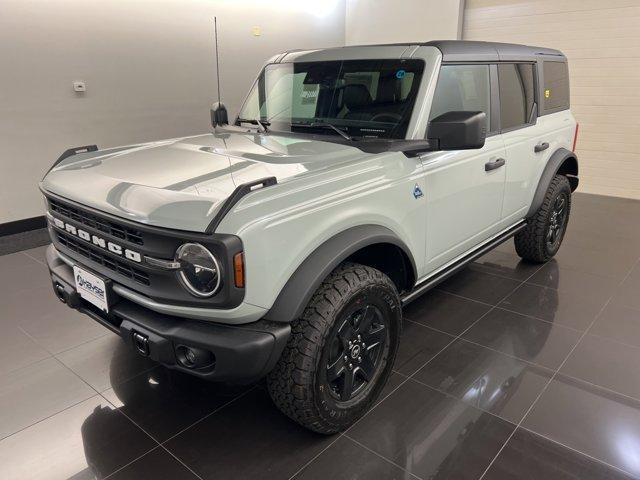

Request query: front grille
[
  {"left": 56, "top": 230, "right": 150, "bottom": 286},
  {"left": 49, "top": 199, "right": 144, "bottom": 246}
]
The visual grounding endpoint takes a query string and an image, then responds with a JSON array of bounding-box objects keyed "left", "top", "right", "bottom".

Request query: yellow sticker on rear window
[{"left": 545, "top": 89, "right": 551, "bottom": 98}]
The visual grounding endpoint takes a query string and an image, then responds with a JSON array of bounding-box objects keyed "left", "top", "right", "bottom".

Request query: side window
[
  {"left": 498, "top": 63, "right": 536, "bottom": 130},
  {"left": 429, "top": 64, "right": 491, "bottom": 131},
  {"left": 543, "top": 61, "right": 570, "bottom": 112}
]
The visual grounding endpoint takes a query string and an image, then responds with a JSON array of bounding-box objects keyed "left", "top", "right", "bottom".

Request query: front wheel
[
  {"left": 266, "top": 263, "right": 401, "bottom": 434},
  {"left": 515, "top": 174, "right": 572, "bottom": 263}
]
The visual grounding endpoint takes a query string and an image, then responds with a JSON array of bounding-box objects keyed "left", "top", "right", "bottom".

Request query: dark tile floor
[{"left": 1, "top": 192, "right": 640, "bottom": 479}]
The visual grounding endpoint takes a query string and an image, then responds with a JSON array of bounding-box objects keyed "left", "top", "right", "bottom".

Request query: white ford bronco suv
[{"left": 41, "top": 41, "right": 578, "bottom": 433}]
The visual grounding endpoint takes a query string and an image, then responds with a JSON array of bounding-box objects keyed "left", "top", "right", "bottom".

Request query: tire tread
[
  {"left": 266, "top": 262, "right": 399, "bottom": 434},
  {"left": 515, "top": 174, "right": 571, "bottom": 263}
]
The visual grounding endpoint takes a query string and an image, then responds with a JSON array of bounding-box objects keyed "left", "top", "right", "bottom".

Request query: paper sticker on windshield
[
  {"left": 395, "top": 69, "right": 406, "bottom": 79},
  {"left": 545, "top": 89, "right": 551, "bottom": 98},
  {"left": 301, "top": 85, "right": 319, "bottom": 104}
]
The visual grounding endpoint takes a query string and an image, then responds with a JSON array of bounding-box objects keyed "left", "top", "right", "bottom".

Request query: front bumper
[{"left": 46, "top": 245, "right": 290, "bottom": 382}]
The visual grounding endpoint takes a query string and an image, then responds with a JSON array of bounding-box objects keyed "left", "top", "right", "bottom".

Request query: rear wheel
[
  {"left": 515, "top": 174, "right": 572, "bottom": 263},
  {"left": 266, "top": 262, "right": 401, "bottom": 434}
]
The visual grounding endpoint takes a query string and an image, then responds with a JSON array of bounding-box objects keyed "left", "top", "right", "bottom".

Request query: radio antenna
[{"left": 214, "top": 16, "right": 222, "bottom": 104}]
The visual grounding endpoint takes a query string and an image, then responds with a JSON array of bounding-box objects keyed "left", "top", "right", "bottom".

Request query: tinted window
[
  {"left": 429, "top": 65, "right": 491, "bottom": 131},
  {"left": 498, "top": 63, "right": 536, "bottom": 130},
  {"left": 543, "top": 61, "right": 570, "bottom": 112},
  {"left": 238, "top": 59, "right": 425, "bottom": 139}
]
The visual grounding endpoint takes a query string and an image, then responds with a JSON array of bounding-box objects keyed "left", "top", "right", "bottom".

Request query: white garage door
[{"left": 463, "top": 0, "right": 640, "bottom": 199}]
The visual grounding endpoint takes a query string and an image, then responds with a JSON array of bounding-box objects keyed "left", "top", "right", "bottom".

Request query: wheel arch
[
  {"left": 263, "top": 225, "right": 417, "bottom": 324},
  {"left": 526, "top": 147, "right": 578, "bottom": 218}
]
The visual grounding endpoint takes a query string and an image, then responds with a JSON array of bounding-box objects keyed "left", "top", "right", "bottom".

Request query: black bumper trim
[{"left": 47, "top": 246, "right": 290, "bottom": 382}]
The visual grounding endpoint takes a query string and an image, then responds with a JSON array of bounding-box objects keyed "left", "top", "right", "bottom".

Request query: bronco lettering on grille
[{"left": 51, "top": 217, "right": 142, "bottom": 263}]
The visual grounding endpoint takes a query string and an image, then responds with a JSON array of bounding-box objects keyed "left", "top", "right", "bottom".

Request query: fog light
[{"left": 175, "top": 345, "right": 215, "bottom": 369}]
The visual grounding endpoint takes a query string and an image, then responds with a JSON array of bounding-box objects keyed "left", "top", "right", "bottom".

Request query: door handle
[
  {"left": 534, "top": 142, "right": 549, "bottom": 153},
  {"left": 485, "top": 158, "right": 505, "bottom": 171}
]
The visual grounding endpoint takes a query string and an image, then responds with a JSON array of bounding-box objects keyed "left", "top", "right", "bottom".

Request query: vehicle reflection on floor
[{"left": 77, "top": 265, "right": 558, "bottom": 480}]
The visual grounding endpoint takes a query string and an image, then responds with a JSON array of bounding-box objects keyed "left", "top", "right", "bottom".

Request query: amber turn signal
[{"left": 233, "top": 252, "right": 245, "bottom": 288}]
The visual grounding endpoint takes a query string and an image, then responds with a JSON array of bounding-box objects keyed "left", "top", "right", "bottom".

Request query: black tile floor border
[{"left": 0, "top": 228, "right": 50, "bottom": 256}]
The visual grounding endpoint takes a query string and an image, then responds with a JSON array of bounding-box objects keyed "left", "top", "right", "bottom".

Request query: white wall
[
  {"left": 345, "top": 0, "right": 464, "bottom": 45},
  {"left": 0, "top": 0, "right": 345, "bottom": 225},
  {"left": 464, "top": 0, "right": 640, "bottom": 200}
]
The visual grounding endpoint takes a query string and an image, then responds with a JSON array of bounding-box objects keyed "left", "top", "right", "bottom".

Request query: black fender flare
[
  {"left": 526, "top": 148, "right": 578, "bottom": 218},
  {"left": 263, "top": 225, "right": 417, "bottom": 323}
]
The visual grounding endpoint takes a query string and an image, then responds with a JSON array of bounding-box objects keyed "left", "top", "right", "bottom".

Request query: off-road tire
[
  {"left": 266, "top": 262, "right": 401, "bottom": 434},
  {"left": 515, "top": 174, "right": 572, "bottom": 263}
]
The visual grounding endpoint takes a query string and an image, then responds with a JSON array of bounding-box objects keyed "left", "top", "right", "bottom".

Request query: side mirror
[
  {"left": 427, "top": 111, "right": 487, "bottom": 150},
  {"left": 210, "top": 102, "right": 229, "bottom": 127}
]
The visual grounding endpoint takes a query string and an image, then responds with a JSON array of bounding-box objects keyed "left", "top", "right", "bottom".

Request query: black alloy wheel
[
  {"left": 324, "top": 304, "right": 388, "bottom": 403},
  {"left": 514, "top": 174, "right": 572, "bottom": 263},
  {"left": 547, "top": 193, "right": 568, "bottom": 251},
  {"left": 267, "top": 263, "right": 401, "bottom": 434}
]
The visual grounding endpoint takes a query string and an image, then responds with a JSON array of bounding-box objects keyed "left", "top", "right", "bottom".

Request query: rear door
[
  {"left": 498, "top": 63, "right": 546, "bottom": 222},
  {"left": 421, "top": 63, "right": 507, "bottom": 272}
]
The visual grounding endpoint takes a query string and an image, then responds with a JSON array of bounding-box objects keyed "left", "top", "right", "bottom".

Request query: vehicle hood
[{"left": 41, "top": 131, "right": 372, "bottom": 232}]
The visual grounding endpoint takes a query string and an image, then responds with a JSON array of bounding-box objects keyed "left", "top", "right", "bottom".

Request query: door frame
[{"left": 421, "top": 61, "right": 508, "bottom": 271}]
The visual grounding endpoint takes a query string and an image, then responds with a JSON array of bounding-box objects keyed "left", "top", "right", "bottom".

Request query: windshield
[{"left": 238, "top": 59, "right": 425, "bottom": 139}]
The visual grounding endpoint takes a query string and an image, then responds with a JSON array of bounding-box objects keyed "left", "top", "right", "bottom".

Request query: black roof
[
  {"left": 283, "top": 41, "right": 566, "bottom": 64},
  {"left": 327, "top": 40, "right": 565, "bottom": 63},
  {"left": 423, "top": 40, "right": 565, "bottom": 62}
]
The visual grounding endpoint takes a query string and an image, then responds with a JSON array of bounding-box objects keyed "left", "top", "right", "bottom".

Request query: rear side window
[
  {"left": 498, "top": 63, "right": 536, "bottom": 130},
  {"left": 543, "top": 61, "right": 570, "bottom": 112},
  {"left": 429, "top": 64, "right": 491, "bottom": 131}
]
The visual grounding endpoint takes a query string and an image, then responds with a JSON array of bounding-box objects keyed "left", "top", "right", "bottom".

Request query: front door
[{"left": 422, "top": 63, "right": 506, "bottom": 272}]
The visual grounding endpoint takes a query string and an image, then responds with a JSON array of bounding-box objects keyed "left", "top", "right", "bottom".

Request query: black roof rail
[{"left": 206, "top": 176, "right": 277, "bottom": 233}]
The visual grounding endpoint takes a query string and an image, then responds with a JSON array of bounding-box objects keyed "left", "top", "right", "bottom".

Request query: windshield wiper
[
  {"left": 292, "top": 122, "right": 352, "bottom": 141},
  {"left": 237, "top": 117, "right": 270, "bottom": 133}
]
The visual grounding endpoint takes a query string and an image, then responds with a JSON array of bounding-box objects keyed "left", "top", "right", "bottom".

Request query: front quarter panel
[{"left": 216, "top": 152, "right": 426, "bottom": 310}]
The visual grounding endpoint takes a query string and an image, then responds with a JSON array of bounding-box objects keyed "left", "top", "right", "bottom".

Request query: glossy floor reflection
[{"left": 1, "top": 192, "right": 640, "bottom": 479}]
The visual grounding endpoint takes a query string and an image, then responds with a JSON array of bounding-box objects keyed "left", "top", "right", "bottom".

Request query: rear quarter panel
[
  {"left": 527, "top": 110, "right": 577, "bottom": 202},
  {"left": 500, "top": 110, "right": 576, "bottom": 224}
]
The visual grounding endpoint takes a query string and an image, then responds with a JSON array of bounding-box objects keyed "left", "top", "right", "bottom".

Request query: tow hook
[{"left": 132, "top": 332, "right": 150, "bottom": 356}]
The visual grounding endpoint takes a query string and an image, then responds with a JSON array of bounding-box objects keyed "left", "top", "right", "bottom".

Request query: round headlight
[{"left": 175, "top": 243, "right": 221, "bottom": 297}]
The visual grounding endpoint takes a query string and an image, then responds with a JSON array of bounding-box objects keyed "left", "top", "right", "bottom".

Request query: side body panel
[{"left": 216, "top": 152, "right": 428, "bottom": 310}]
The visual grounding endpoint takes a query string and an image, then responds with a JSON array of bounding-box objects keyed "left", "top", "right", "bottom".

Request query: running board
[{"left": 401, "top": 221, "right": 527, "bottom": 306}]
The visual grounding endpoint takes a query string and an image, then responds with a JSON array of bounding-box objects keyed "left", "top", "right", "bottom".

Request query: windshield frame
[{"left": 236, "top": 57, "right": 429, "bottom": 141}]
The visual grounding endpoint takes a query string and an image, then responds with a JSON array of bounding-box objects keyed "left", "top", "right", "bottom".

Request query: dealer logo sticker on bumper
[{"left": 73, "top": 266, "right": 109, "bottom": 312}]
